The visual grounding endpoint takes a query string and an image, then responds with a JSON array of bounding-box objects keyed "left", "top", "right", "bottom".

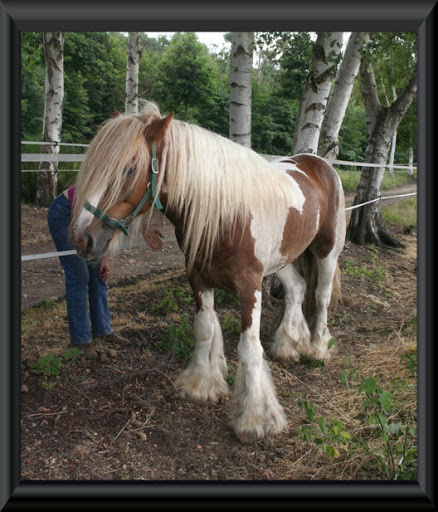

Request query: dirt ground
[{"left": 20, "top": 189, "right": 417, "bottom": 482}]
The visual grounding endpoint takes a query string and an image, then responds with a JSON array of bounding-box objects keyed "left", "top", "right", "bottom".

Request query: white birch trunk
[
  {"left": 347, "top": 63, "right": 417, "bottom": 246},
  {"left": 35, "top": 32, "right": 64, "bottom": 206},
  {"left": 408, "top": 146, "right": 414, "bottom": 177},
  {"left": 318, "top": 32, "right": 369, "bottom": 161},
  {"left": 125, "top": 32, "right": 141, "bottom": 115},
  {"left": 292, "top": 32, "right": 343, "bottom": 155},
  {"left": 229, "top": 32, "right": 254, "bottom": 148},
  {"left": 388, "top": 87, "right": 398, "bottom": 176}
]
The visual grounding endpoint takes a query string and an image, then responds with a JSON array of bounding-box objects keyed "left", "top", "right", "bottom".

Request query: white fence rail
[
  {"left": 21, "top": 141, "right": 417, "bottom": 173},
  {"left": 21, "top": 141, "right": 417, "bottom": 262}
]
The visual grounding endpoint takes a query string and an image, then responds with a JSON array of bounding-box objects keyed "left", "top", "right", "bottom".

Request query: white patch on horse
[
  {"left": 73, "top": 193, "right": 101, "bottom": 234},
  {"left": 250, "top": 173, "right": 306, "bottom": 276},
  {"left": 315, "top": 208, "right": 320, "bottom": 232},
  {"left": 270, "top": 158, "right": 310, "bottom": 180}
]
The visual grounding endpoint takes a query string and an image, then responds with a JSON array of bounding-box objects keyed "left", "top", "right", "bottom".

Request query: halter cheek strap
[{"left": 83, "top": 141, "right": 163, "bottom": 236}]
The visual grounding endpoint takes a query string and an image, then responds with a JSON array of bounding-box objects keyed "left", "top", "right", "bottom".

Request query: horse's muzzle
[{"left": 74, "top": 226, "right": 113, "bottom": 262}]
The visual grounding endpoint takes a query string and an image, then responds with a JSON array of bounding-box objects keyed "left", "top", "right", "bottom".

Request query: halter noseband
[{"left": 83, "top": 141, "right": 163, "bottom": 236}]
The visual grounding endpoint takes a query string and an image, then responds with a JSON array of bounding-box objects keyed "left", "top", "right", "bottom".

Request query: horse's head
[{"left": 70, "top": 105, "right": 174, "bottom": 262}]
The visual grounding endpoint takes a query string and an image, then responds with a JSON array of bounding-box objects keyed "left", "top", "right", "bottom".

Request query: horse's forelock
[{"left": 72, "top": 112, "right": 152, "bottom": 228}]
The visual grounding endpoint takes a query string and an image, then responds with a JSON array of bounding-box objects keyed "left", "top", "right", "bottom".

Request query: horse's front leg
[
  {"left": 175, "top": 272, "right": 228, "bottom": 404},
  {"left": 231, "top": 287, "right": 287, "bottom": 443}
]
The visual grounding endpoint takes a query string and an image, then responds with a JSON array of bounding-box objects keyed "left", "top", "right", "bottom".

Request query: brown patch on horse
[
  {"left": 292, "top": 154, "right": 341, "bottom": 259},
  {"left": 185, "top": 220, "right": 264, "bottom": 330}
]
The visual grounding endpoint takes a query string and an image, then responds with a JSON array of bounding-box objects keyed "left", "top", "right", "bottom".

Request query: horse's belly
[
  {"left": 250, "top": 208, "right": 293, "bottom": 277},
  {"left": 250, "top": 200, "right": 319, "bottom": 277}
]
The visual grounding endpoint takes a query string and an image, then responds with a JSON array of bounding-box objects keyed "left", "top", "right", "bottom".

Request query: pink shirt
[{"left": 67, "top": 185, "right": 76, "bottom": 208}]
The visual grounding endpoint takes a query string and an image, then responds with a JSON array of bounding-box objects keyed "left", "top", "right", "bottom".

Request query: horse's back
[{"left": 270, "top": 153, "right": 345, "bottom": 260}]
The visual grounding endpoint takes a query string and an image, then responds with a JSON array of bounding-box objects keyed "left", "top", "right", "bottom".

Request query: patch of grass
[
  {"left": 30, "top": 348, "right": 82, "bottom": 389},
  {"left": 342, "top": 246, "right": 386, "bottom": 284},
  {"left": 157, "top": 314, "right": 195, "bottom": 359},
  {"left": 151, "top": 285, "right": 193, "bottom": 315},
  {"left": 337, "top": 169, "right": 415, "bottom": 195},
  {"left": 221, "top": 311, "right": 241, "bottom": 335},
  {"left": 35, "top": 298, "right": 58, "bottom": 309},
  {"left": 298, "top": 349, "right": 417, "bottom": 480},
  {"left": 382, "top": 197, "right": 417, "bottom": 230}
]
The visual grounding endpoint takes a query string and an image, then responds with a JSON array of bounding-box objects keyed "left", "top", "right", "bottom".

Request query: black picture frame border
[{"left": 1, "top": 0, "right": 435, "bottom": 509}]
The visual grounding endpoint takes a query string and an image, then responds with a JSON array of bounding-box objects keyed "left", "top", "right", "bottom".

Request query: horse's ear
[
  {"left": 146, "top": 112, "right": 174, "bottom": 142},
  {"left": 112, "top": 110, "right": 121, "bottom": 118}
]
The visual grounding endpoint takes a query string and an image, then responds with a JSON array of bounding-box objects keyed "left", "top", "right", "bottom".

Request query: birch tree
[
  {"left": 35, "top": 32, "right": 65, "bottom": 206},
  {"left": 292, "top": 31, "right": 343, "bottom": 155},
  {"left": 125, "top": 32, "right": 142, "bottom": 115},
  {"left": 347, "top": 62, "right": 417, "bottom": 246},
  {"left": 229, "top": 32, "right": 254, "bottom": 148},
  {"left": 318, "top": 32, "right": 369, "bottom": 161}
]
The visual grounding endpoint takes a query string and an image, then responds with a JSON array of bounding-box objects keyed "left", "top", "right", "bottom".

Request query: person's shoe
[
  {"left": 69, "top": 343, "right": 98, "bottom": 360},
  {"left": 104, "top": 332, "right": 130, "bottom": 345}
]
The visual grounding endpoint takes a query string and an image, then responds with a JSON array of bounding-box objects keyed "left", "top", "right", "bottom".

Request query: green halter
[{"left": 83, "top": 142, "right": 163, "bottom": 235}]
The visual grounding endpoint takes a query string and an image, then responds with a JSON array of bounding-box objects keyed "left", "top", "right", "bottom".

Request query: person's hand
[
  {"left": 144, "top": 229, "right": 164, "bottom": 250},
  {"left": 99, "top": 256, "right": 110, "bottom": 280}
]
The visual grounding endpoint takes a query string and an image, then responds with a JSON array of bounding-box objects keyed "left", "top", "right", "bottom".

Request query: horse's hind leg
[
  {"left": 270, "top": 264, "right": 311, "bottom": 363},
  {"left": 175, "top": 275, "right": 228, "bottom": 404},
  {"left": 306, "top": 252, "right": 339, "bottom": 361},
  {"left": 231, "top": 286, "right": 287, "bottom": 443}
]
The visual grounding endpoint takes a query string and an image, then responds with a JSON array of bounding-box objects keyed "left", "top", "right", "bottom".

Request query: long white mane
[{"left": 160, "top": 114, "right": 294, "bottom": 270}]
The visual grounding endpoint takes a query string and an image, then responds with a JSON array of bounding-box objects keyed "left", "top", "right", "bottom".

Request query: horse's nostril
[{"left": 84, "top": 234, "right": 93, "bottom": 254}]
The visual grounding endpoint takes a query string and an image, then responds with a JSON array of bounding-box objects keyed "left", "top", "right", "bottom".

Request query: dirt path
[{"left": 21, "top": 183, "right": 416, "bottom": 310}]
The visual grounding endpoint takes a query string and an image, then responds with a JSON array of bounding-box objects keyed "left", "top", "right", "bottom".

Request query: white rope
[
  {"left": 22, "top": 191, "right": 416, "bottom": 263},
  {"left": 22, "top": 193, "right": 416, "bottom": 262},
  {"left": 345, "top": 192, "right": 417, "bottom": 211},
  {"left": 21, "top": 238, "right": 177, "bottom": 262}
]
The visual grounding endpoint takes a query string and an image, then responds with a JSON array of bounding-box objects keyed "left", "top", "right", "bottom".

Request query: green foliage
[
  {"left": 21, "top": 30, "right": 417, "bottom": 205},
  {"left": 343, "top": 246, "right": 386, "bottom": 284},
  {"left": 35, "top": 298, "right": 58, "bottom": 309},
  {"left": 298, "top": 354, "right": 417, "bottom": 479},
  {"left": 221, "top": 312, "right": 241, "bottom": 335},
  {"left": 151, "top": 286, "right": 192, "bottom": 315},
  {"left": 157, "top": 314, "right": 195, "bottom": 359},
  {"left": 154, "top": 33, "right": 220, "bottom": 122},
  {"left": 298, "top": 400, "right": 354, "bottom": 459},
  {"left": 30, "top": 348, "right": 81, "bottom": 380},
  {"left": 214, "top": 289, "right": 238, "bottom": 306}
]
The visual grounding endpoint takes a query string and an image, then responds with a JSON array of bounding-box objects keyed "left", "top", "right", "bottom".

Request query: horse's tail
[{"left": 294, "top": 250, "right": 342, "bottom": 326}]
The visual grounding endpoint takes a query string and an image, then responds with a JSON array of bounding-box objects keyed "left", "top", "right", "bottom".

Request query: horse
[{"left": 70, "top": 103, "right": 346, "bottom": 443}]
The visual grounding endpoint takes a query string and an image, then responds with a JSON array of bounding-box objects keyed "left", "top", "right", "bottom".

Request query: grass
[
  {"left": 337, "top": 169, "right": 416, "bottom": 194},
  {"left": 382, "top": 197, "right": 417, "bottom": 230}
]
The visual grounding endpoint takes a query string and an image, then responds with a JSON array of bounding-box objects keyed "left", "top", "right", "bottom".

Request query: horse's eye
[{"left": 126, "top": 167, "right": 135, "bottom": 177}]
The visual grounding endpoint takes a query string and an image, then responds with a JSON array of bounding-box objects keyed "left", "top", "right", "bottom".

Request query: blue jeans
[{"left": 48, "top": 194, "right": 112, "bottom": 344}]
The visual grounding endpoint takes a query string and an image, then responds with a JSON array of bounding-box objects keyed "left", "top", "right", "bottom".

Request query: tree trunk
[
  {"left": 318, "top": 32, "right": 369, "bottom": 161},
  {"left": 347, "top": 62, "right": 417, "bottom": 247},
  {"left": 229, "top": 32, "right": 254, "bottom": 148},
  {"left": 292, "top": 32, "right": 343, "bottom": 155},
  {"left": 35, "top": 32, "right": 64, "bottom": 206},
  {"left": 408, "top": 146, "right": 414, "bottom": 177},
  {"left": 388, "top": 87, "right": 398, "bottom": 176},
  {"left": 125, "top": 32, "right": 141, "bottom": 115}
]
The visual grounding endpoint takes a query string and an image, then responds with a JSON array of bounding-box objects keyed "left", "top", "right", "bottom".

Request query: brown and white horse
[{"left": 70, "top": 103, "right": 346, "bottom": 443}]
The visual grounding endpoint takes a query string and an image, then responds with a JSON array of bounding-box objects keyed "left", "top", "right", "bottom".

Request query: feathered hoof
[
  {"left": 270, "top": 341, "right": 301, "bottom": 364},
  {"left": 175, "top": 369, "right": 229, "bottom": 404},
  {"left": 303, "top": 345, "right": 332, "bottom": 362},
  {"left": 231, "top": 410, "right": 287, "bottom": 444}
]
